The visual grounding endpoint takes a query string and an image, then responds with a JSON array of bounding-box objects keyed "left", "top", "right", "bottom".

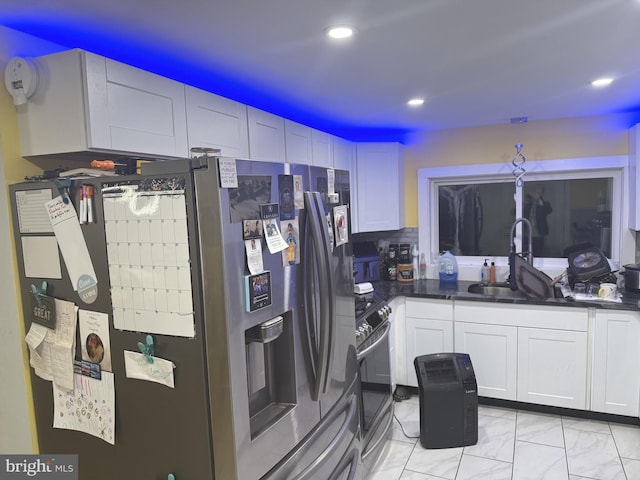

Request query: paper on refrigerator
[
  {"left": 103, "top": 184, "right": 195, "bottom": 337},
  {"left": 53, "top": 371, "right": 115, "bottom": 445},
  {"left": 46, "top": 196, "right": 98, "bottom": 304},
  {"left": 25, "top": 298, "right": 78, "bottom": 390},
  {"left": 124, "top": 351, "right": 175, "bottom": 388}
]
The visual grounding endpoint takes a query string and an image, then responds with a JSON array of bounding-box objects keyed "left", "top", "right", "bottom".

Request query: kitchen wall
[
  {"left": 402, "top": 114, "right": 640, "bottom": 228},
  {"left": 0, "top": 26, "right": 66, "bottom": 454}
]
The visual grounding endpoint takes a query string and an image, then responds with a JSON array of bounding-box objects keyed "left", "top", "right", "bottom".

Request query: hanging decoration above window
[{"left": 511, "top": 143, "right": 527, "bottom": 187}]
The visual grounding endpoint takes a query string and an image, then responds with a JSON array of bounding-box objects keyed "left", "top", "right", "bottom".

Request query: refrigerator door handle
[{"left": 304, "top": 191, "right": 334, "bottom": 399}]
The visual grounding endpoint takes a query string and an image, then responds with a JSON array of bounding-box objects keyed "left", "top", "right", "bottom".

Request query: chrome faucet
[{"left": 509, "top": 217, "right": 533, "bottom": 265}]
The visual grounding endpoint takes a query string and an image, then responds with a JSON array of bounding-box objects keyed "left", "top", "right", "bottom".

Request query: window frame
[{"left": 417, "top": 155, "right": 633, "bottom": 280}]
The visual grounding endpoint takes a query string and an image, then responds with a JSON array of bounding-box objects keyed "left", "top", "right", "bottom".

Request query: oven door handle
[{"left": 356, "top": 321, "right": 390, "bottom": 361}]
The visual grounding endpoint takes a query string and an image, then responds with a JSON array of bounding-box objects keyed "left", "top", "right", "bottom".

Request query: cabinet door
[
  {"left": 454, "top": 322, "right": 517, "bottom": 400},
  {"left": 185, "top": 86, "right": 249, "bottom": 158},
  {"left": 592, "top": 311, "right": 640, "bottom": 416},
  {"left": 311, "top": 129, "right": 333, "bottom": 167},
  {"left": 88, "top": 53, "right": 189, "bottom": 158},
  {"left": 284, "top": 120, "right": 312, "bottom": 164},
  {"left": 390, "top": 298, "right": 406, "bottom": 386},
  {"left": 405, "top": 317, "right": 453, "bottom": 387},
  {"left": 332, "top": 136, "right": 353, "bottom": 171},
  {"left": 517, "top": 327, "right": 587, "bottom": 409},
  {"left": 355, "top": 143, "right": 404, "bottom": 232},
  {"left": 247, "top": 107, "right": 286, "bottom": 162}
]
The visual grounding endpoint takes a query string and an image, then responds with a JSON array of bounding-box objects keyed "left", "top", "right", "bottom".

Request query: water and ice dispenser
[{"left": 245, "top": 313, "right": 295, "bottom": 439}]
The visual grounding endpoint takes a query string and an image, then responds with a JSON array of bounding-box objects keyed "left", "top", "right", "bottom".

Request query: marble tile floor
[{"left": 367, "top": 396, "right": 640, "bottom": 480}]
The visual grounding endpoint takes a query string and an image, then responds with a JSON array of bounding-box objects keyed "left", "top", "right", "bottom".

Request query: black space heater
[{"left": 414, "top": 352, "right": 478, "bottom": 449}]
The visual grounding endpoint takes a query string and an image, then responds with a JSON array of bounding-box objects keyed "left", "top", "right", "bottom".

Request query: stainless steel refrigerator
[{"left": 9, "top": 155, "right": 360, "bottom": 479}]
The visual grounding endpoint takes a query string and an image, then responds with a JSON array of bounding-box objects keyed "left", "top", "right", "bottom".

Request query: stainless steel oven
[{"left": 355, "top": 296, "right": 394, "bottom": 472}]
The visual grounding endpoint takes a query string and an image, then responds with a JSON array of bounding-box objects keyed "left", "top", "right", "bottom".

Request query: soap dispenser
[
  {"left": 489, "top": 261, "right": 496, "bottom": 285},
  {"left": 481, "top": 259, "right": 490, "bottom": 285}
]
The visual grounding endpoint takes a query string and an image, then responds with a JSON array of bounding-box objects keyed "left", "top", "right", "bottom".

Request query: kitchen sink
[{"left": 467, "top": 282, "right": 527, "bottom": 298}]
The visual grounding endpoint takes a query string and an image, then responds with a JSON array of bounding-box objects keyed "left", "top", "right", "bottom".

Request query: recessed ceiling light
[
  {"left": 591, "top": 77, "right": 614, "bottom": 87},
  {"left": 407, "top": 98, "right": 425, "bottom": 106},
  {"left": 325, "top": 25, "right": 355, "bottom": 39}
]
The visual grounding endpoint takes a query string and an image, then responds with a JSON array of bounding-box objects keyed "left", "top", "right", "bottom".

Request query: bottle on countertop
[
  {"left": 419, "top": 253, "right": 427, "bottom": 280},
  {"left": 438, "top": 251, "right": 458, "bottom": 284},
  {"left": 385, "top": 244, "right": 398, "bottom": 281},
  {"left": 412, "top": 245, "right": 419, "bottom": 279},
  {"left": 489, "top": 261, "right": 496, "bottom": 285},
  {"left": 481, "top": 259, "right": 490, "bottom": 285}
]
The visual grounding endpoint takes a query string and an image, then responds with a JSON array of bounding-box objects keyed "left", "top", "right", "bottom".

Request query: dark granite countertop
[{"left": 372, "top": 279, "right": 640, "bottom": 312}]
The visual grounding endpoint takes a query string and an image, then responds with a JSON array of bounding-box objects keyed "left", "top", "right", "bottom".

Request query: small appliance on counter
[
  {"left": 621, "top": 264, "right": 640, "bottom": 293},
  {"left": 564, "top": 243, "right": 613, "bottom": 287},
  {"left": 353, "top": 241, "right": 380, "bottom": 283}
]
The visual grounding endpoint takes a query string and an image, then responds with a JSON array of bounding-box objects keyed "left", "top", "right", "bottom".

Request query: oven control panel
[{"left": 355, "top": 302, "right": 392, "bottom": 346}]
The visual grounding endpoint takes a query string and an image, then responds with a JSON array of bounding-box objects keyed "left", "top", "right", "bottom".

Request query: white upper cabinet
[
  {"left": 332, "top": 136, "right": 354, "bottom": 171},
  {"left": 17, "top": 49, "right": 189, "bottom": 159},
  {"left": 185, "top": 86, "right": 249, "bottom": 158},
  {"left": 355, "top": 142, "right": 405, "bottom": 232},
  {"left": 629, "top": 124, "right": 640, "bottom": 229},
  {"left": 284, "top": 120, "right": 312, "bottom": 164},
  {"left": 247, "top": 106, "right": 286, "bottom": 162},
  {"left": 311, "top": 129, "right": 333, "bottom": 167}
]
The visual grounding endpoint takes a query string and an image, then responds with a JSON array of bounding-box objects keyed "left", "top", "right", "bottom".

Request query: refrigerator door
[
  {"left": 9, "top": 175, "right": 215, "bottom": 480},
  {"left": 192, "top": 158, "right": 321, "bottom": 480},
  {"left": 304, "top": 166, "right": 357, "bottom": 417}
]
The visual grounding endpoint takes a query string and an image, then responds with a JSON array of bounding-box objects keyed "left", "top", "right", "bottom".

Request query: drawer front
[{"left": 405, "top": 298, "right": 452, "bottom": 320}]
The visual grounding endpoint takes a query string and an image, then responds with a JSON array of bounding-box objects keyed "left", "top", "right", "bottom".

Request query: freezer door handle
[{"left": 291, "top": 393, "right": 358, "bottom": 480}]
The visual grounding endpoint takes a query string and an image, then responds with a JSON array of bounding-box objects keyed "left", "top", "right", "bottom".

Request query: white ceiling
[{"left": 2, "top": 0, "right": 640, "bottom": 140}]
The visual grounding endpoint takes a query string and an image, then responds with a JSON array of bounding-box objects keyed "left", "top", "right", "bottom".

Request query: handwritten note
[
  {"left": 124, "top": 351, "right": 175, "bottom": 388},
  {"left": 53, "top": 371, "right": 115, "bottom": 445},
  {"left": 46, "top": 196, "right": 98, "bottom": 304}
]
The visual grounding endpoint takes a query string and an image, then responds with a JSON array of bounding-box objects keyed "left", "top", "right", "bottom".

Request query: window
[
  {"left": 437, "top": 178, "right": 613, "bottom": 258},
  {"left": 418, "top": 156, "right": 630, "bottom": 277}
]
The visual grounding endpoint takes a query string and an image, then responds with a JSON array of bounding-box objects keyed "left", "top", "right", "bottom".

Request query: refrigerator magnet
[
  {"left": 278, "top": 175, "right": 295, "bottom": 220},
  {"left": 244, "top": 271, "right": 272, "bottom": 312},
  {"left": 281, "top": 218, "right": 300, "bottom": 266},
  {"left": 245, "top": 238, "right": 264, "bottom": 275},
  {"left": 333, "top": 205, "right": 349, "bottom": 247}
]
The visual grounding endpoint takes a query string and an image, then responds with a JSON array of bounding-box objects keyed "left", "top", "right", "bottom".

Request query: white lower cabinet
[
  {"left": 592, "top": 310, "right": 640, "bottom": 416},
  {"left": 396, "top": 297, "right": 640, "bottom": 416},
  {"left": 454, "top": 322, "right": 517, "bottom": 400},
  {"left": 404, "top": 298, "right": 453, "bottom": 387},
  {"left": 517, "top": 327, "right": 588, "bottom": 409},
  {"left": 454, "top": 301, "right": 589, "bottom": 409}
]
